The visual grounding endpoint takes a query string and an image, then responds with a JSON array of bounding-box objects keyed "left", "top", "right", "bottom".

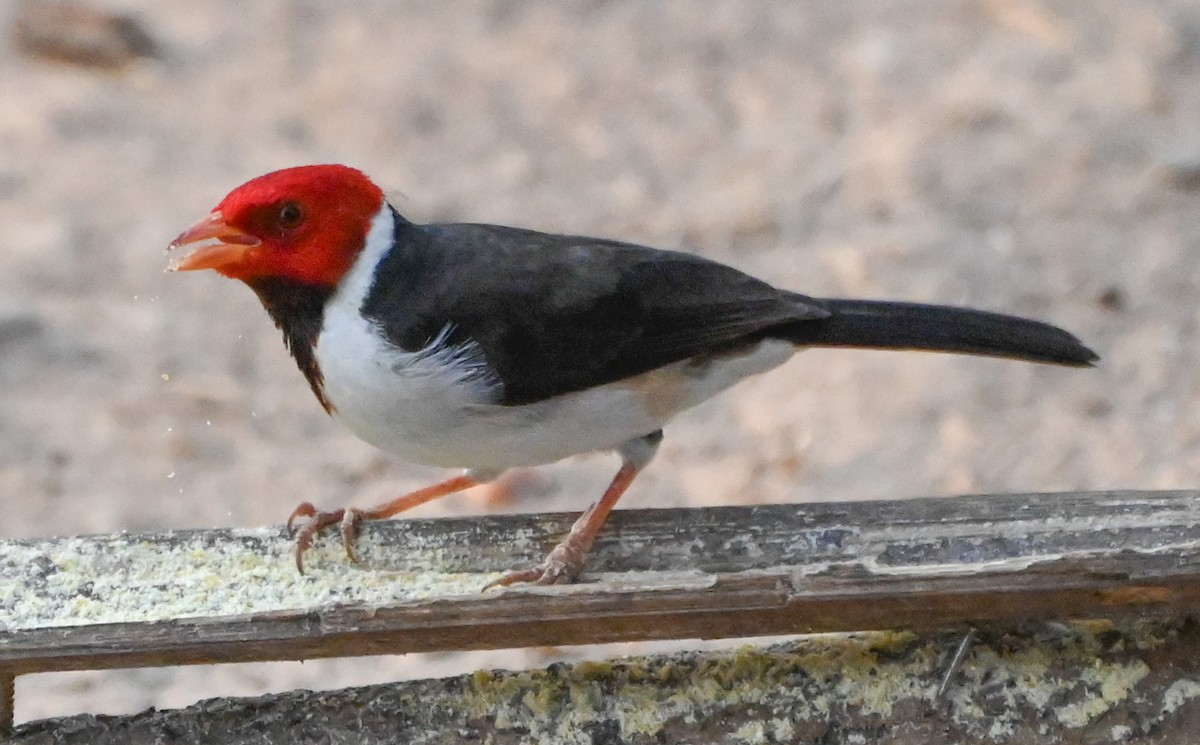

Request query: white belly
[{"left": 316, "top": 311, "right": 794, "bottom": 470}]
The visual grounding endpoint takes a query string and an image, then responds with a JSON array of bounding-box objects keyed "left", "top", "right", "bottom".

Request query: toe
[
  {"left": 285, "top": 501, "right": 317, "bottom": 535},
  {"left": 287, "top": 506, "right": 345, "bottom": 574},
  {"left": 533, "top": 559, "right": 571, "bottom": 585},
  {"left": 340, "top": 508, "right": 364, "bottom": 563},
  {"left": 481, "top": 567, "right": 544, "bottom": 591}
]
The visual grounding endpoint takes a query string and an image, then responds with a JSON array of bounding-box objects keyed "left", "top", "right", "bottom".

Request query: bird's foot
[
  {"left": 286, "top": 502, "right": 365, "bottom": 573},
  {"left": 483, "top": 538, "right": 589, "bottom": 590}
]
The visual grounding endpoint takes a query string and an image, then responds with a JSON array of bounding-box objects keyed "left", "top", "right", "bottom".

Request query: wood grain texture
[
  {"left": 2, "top": 490, "right": 1199, "bottom": 678},
  {"left": 10, "top": 621, "right": 1200, "bottom": 744},
  {"left": 1, "top": 672, "right": 12, "bottom": 739}
]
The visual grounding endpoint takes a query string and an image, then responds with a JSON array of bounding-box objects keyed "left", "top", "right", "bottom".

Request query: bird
[{"left": 167, "top": 164, "right": 1097, "bottom": 587}]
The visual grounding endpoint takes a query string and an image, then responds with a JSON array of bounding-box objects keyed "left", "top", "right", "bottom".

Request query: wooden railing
[{"left": 3, "top": 490, "right": 1200, "bottom": 740}]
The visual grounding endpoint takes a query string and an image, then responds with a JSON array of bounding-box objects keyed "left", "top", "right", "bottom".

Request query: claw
[
  {"left": 285, "top": 501, "right": 317, "bottom": 536},
  {"left": 482, "top": 540, "right": 587, "bottom": 590},
  {"left": 286, "top": 504, "right": 346, "bottom": 574},
  {"left": 339, "top": 508, "right": 364, "bottom": 563},
  {"left": 481, "top": 568, "right": 542, "bottom": 591}
]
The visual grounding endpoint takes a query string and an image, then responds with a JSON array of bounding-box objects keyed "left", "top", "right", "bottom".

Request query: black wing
[{"left": 361, "top": 213, "right": 828, "bottom": 405}]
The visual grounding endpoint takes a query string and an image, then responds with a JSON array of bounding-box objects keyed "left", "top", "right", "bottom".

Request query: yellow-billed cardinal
[{"left": 167, "top": 164, "right": 1097, "bottom": 587}]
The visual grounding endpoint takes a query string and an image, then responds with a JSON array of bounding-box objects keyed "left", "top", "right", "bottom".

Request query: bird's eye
[{"left": 277, "top": 202, "right": 304, "bottom": 230}]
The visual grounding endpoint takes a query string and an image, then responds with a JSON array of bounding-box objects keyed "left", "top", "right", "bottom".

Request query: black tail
[{"left": 782, "top": 299, "right": 1097, "bottom": 367}]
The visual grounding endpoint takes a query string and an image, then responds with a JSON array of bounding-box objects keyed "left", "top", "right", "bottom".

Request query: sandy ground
[{"left": 1, "top": 0, "right": 1198, "bottom": 726}]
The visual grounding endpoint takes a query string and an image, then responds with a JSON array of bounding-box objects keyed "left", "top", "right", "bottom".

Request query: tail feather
[{"left": 781, "top": 299, "right": 1097, "bottom": 367}]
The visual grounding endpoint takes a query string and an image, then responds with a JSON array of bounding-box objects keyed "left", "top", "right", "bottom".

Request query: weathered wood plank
[
  {"left": 1, "top": 671, "right": 12, "bottom": 739},
  {"left": 10, "top": 620, "right": 1200, "bottom": 744},
  {"left": 2, "top": 491, "right": 1198, "bottom": 678}
]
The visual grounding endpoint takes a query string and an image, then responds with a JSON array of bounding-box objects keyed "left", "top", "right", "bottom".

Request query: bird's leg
[
  {"left": 485, "top": 431, "right": 662, "bottom": 589},
  {"left": 287, "top": 471, "right": 487, "bottom": 573},
  {"left": 483, "top": 464, "right": 639, "bottom": 588}
]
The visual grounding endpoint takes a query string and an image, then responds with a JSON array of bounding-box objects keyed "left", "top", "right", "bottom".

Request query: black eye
[{"left": 277, "top": 201, "right": 304, "bottom": 229}]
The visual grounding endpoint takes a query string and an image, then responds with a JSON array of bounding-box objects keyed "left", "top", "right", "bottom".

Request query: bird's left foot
[
  {"left": 283, "top": 475, "right": 484, "bottom": 574},
  {"left": 483, "top": 538, "right": 589, "bottom": 590},
  {"left": 286, "top": 502, "right": 365, "bottom": 573}
]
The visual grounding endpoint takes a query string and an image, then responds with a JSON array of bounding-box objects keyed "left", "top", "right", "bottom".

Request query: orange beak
[{"left": 165, "top": 212, "right": 261, "bottom": 272}]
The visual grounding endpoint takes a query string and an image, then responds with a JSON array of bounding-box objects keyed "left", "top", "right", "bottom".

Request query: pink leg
[{"left": 483, "top": 461, "right": 642, "bottom": 589}]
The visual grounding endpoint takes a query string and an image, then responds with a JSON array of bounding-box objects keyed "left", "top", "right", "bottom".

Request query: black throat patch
[{"left": 247, "top": 278, "right": 335, "bottom": 413}]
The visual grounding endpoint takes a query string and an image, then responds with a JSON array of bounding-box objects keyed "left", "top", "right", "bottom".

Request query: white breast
[{"left": 315, "top": 208, "right": 797, "bottom": 470}]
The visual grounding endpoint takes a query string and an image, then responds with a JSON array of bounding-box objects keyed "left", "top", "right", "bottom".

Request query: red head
[{"left": 167, "top": 165, "right": 385, "bottom": 288}]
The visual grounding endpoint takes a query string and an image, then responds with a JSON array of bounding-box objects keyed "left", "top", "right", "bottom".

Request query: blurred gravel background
[{"left": 1, "top": 0, "right": 1197, "bottom": 725}]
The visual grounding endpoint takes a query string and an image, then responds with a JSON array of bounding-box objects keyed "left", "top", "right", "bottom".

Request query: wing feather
[{"left": 361, "top": 218, "right": 827, "bottom": 405}]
